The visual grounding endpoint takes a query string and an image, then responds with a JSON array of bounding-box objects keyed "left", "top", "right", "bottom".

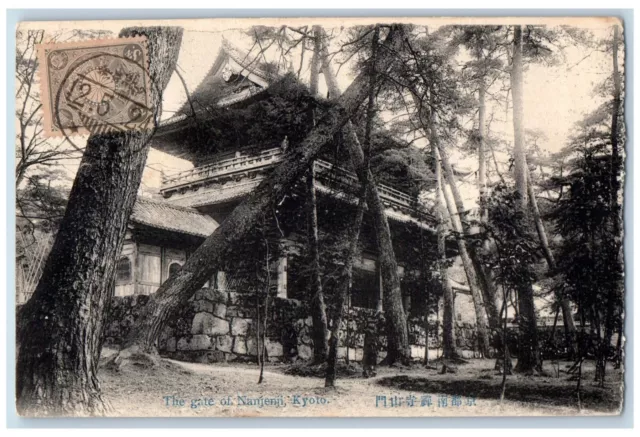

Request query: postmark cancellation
[{"left": 37, "top": 36, "right": 153, "bottom": 137}]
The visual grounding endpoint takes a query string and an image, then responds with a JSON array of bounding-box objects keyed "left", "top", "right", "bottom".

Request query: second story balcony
[{"left": 160, "top": 147, "right": 436, "bottom": 229}]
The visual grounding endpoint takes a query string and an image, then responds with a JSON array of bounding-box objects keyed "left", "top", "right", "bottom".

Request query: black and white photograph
[{"left": 13, "top": 15, "right": 626, "bottom": 418}]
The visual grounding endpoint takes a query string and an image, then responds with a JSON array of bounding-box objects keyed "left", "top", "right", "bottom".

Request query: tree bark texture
[
  {"left": 410, "top": 91, "right": 500, "bottom": 335},
  {"left": 438, "top": 149, "right": 491, "bottom": 358},
  {"left": 511, "top": 25, "right": 529, "bottom": 208},
  {"left": 476, "top": 84, "right": 501, "bottom": 330},
  {"left": 478, "top": 85, "right": 487, "bottom": 209},
  {"left": 120, "top": 26, "right": 404, "bottom": 354},
  {"left": 307, "top": 166, "right": 329, "bottom": 361},
  {"left": 604, "top": 23, "right": 623, "bottom": 374},
  {"left": 16, "top": 27, "right": 183, "bottom": 416},
  {"left": 320, "top": 28, "right": 411, "bottom": 365},
  {"left": 510, "top": 25, "right": 541, "bottom": 373},
  {"left": 527, "top": 168, "right": 578, "bottom": 356},
  {"left": 434, "top": 146, "right": 459, "bottom": 360},
  {"left": 306, "top": 27, "right": 329, "bottom": 361},
  {"left": 325, "top": 186, "right": 367, "bottom": 387}
]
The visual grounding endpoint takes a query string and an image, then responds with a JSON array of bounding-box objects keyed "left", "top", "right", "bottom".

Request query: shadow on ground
[{"left": 377, "top": 367, "right": 622, "bottom": 413}]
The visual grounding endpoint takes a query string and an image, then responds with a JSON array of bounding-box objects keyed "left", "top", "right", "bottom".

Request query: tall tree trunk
[
  {"left": 478, "top": 85, "right": 488, "bottom": 210},
  {"left": 325, "top": 176, "right": 367, "bottom": 387},
  {"left": 118, "top": 26, "right": 404, "bottom": 356},
  {"left": 410, "top": 90, "right": 499, "bottom": 336},
  {"left": 510, "top": 25, "right": 541, "bottom": 374},
  {"left": 476, "top": 84, "right": 501, "bottom": 330},
  {"left": 511, "top": 26, "right": 529, "bottom": 207},
  {"left": 306, "top": 166, "right": 329, "bottom": 361},
  {"left": 426, "top": 84, "right": 490, "bottom": 357},
  {"left": 320, "top": 28, "right": 411, "bottom": 365},
  {"left": 527, "top": 169, "right": 578, "bottom": 358},
  {"left": 438, "top": 148, "right": 491, "bottom": 358},
  {"left": 434, "top": 146, "right": 459, "bottom": 360},
  {"left": 603, "top": 23, "right": 623, "bottom": 381},
  {"left": 16, "top": 27, "right": 183, "bottom": 416},
  {"left": 610, "top": 24, "right": 622, "bottom": 249},
  {"left": 561, "top": 298, "right": 578, "bottom": 360},
  {"left": 306, "top": 26, "right": 329, "bottom": 362}
]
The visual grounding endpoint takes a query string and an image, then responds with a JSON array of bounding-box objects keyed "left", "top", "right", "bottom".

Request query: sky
[
  {"left": 144, "top": 22, "right": 616, "bottom": 194},
  {"left": 18, "top": 17, "right": 621, "bottom": 199}
]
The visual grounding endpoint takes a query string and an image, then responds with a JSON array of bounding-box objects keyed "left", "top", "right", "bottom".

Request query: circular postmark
[{"left": 53, "top": 48, "right": 161, "bottom": 150}]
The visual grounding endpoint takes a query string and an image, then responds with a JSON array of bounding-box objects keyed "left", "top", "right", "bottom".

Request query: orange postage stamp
[{"left": 37, "top": 36, "right": 153, "bottom": 137}]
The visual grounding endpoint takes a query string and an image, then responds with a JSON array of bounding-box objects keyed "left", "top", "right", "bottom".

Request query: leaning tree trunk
[
  {"left": 437, "top": 141, "right": 499, "bottom": 338},
  {"left": 411, "top": 91, "right": 500, "bottom": 336},
  {"left": 425, "top": 85, "right": 491, "bottom": 358},
  {"left": 320, "top": 33, "right": 411, "bottom": 365},
  {"left": 527, "top": 169, "right": 578, "bottom": 358},
  {"left": 116, "top": 26, "right": 405, "bottom": 358},
  {"left": 511, "top": 25, "right": 541, "bottom": 374},
  {"left": 438, "top": 148, "right": 491, "bottom": 358},
  {"left": 16, "top": 27, "right": 183, "bottom": 416},
  {"left": 476, "top": 84, "right": 501, "bottom": 330},
  {"left": 306, "top": 26, "right": 329, "bottom": 362},
  {"left": 434, "top": 146, "right": 459, "bottom": 360}
]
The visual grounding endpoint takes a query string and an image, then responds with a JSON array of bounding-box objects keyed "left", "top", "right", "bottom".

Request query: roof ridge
[{"left": 221, "top": 37, "right": 285, "bottom": 81}]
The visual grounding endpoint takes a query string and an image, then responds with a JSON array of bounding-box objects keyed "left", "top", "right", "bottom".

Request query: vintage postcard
[{"left": 14, "top": 16, "right": 625, "bottom": 418}]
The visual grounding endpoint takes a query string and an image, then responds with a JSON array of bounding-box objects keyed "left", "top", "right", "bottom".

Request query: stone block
[
  {"left": 193, "top": 300, "right": 214, "bottom": 314},
  {"left": 195, "top": 288, "right": 228, "bottom": 304},
  {"left": 225, "top": 353, "right": 237, "bottom": 362},
  {"left": 194, "top": 350, "right": 225, "bottom": 364},
  {"left": 304, "top": 317, "right": 313, "bottom": 327},
  {"left": 299, "top": 332, "right": 312, "bottom": 345},
  {"left": 337, "top": 347, "right": 347, "bottom": 359},
  {"left": 192, "top": 312, "right": 230, "bottom": 336},
  {"left": 293, "top": 319, "right": 305, "bottom": 332},
  {"left": 233, "top": 336, "right": 247, "bottom": 355},
  {"left": 165, "top": 337, "right": 177, "bottom": 352},
  {"left": 228, "top": 292, "right": 240, "bottom": 305},
  {"left": 246, "top": 337, "right": 257, "bottom": 356},
  {"left": 297, "top": 344, "right": 313, "bottom": 361},
  {"left": 216, "top": 335, "right": 233, "bottom": 353},
  {"left": 212, "top": 303, "right": 227, "bottom": 319},
  {"left": 231, "top": 317, "right": 251, "bottom": 336},
  {"left": 266, "top": 339, "right": 283, "bottom": 357},
  {"left": 189, "top": 334, "right": 213, "bottom": 351},
  {"left": 177, "top": 337, "right": 190, "bottom": 351},
  {"left": 226, "top": 306, "right": 239, "bottom": 317}
]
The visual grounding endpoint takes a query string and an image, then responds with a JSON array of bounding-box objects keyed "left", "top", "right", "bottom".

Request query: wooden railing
[
  {"left": 161, "top": 147, "right": 283, "bottom": 187},
  {"left": 160, "top": 147, "right": 425, "bottom": 214}
]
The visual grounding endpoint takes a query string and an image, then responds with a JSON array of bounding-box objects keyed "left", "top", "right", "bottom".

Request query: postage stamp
[{"left": 37, "top": 36, "right": 153, "bottom": 137}]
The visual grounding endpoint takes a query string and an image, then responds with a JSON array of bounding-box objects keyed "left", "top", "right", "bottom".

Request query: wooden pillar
[
  {"left": 399, "top": 266, "right": 410, "bottom": 316},
  {"left": 216, "top": 271, "right": 227, "bottom": 291},
  {"left": 132, "top": 242, "right": 139, "bottom": 296},
  {"left": 277, "top": 255, "right": 288, "bottom": 298},
  {"left": 376, "top": 258, "right": 383, "bottom": 312}
]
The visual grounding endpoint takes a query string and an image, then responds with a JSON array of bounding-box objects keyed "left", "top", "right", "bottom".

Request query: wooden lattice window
[{"left": 116, "top": 257, "right": 132, "bottom": 284}]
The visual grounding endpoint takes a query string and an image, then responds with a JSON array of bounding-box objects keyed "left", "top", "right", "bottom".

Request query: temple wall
[{"left": 104, "top": 291, "right": 480, "bottom": 364}]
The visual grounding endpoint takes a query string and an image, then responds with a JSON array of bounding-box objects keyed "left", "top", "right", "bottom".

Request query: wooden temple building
[{"left": 109, "top": 39, "right": 480, "bottom": 362}]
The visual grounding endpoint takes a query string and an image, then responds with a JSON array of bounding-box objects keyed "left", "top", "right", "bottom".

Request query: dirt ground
[{"left": 98, "top": 348, "right": 623, "bottom": 418}]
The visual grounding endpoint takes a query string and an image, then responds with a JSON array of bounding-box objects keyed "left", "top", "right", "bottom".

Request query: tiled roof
[
  {"left": 130, "top": 197, "right": 219, "bottom": 238},
  {"left": 159, "top": 38, "right": 279, "bottom": 130}
]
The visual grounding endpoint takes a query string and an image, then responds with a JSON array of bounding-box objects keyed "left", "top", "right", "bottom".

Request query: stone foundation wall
[{"left": 104, "top": 292, "right": 478, "bottom": 364}]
